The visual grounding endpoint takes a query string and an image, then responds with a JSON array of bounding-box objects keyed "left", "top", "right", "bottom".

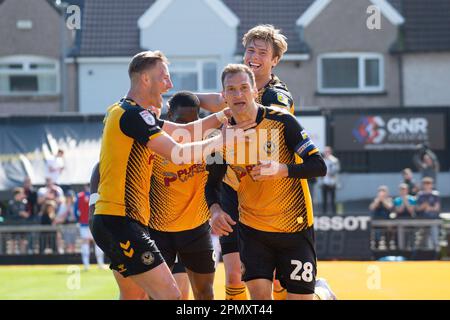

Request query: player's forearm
[
  {"left": 197, "top": 93, "right": 226, "bottom": 113},
  {"left": 286, "top": 154, "right": 327, "bottom": 179},
  {"left": 177, "top": 112, "right": 225, "bottom": 139},
  {"left": 170, "top": 136, "right": 223, "bottom": 164},
  {"left": 205, "top": 163, "right": 227, "bottom": 208}
]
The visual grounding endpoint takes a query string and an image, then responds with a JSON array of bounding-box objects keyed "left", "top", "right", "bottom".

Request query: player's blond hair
[
  {"left": 221, "top": 64, "right": 256, "bottom": 89},
  {"left": 128, "top": 50, "right": 169, "bottom": 78},
  {"left": 242, "top": 24, "right": 288, "bottom": 60}
]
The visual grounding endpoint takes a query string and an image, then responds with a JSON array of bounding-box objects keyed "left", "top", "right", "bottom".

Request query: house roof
[
  {"left": 71, "top": 0, "right": 450, "bottom": 57},
  {"left": 392, "top": 0, "right": 450, "bottom": 53},
  {"left": 74, "top": 0, "right": 156, "bottom": 57},
  {"left": 222, "top": 0, "right": 314, "bottom": 55}
]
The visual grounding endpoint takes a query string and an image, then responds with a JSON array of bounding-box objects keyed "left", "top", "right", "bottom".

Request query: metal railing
[
  {"left": 0, "top": 224, "right": 80, "bottom": 255},
  {"left": 370, "top": 219, "right": 445, "bottom": 253},
  {"left": 1, "top": 218, "right": 449, "bottom": 260}
]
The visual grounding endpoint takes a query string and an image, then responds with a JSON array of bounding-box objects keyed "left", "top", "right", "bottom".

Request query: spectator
[
  {"left": 416, "top": 177, "right": 441, "bottom": 251},
  {"left": 401, "top": 168, "right": 419, "bottom": 196},
  {"left": 54, "top": 190, "right": 78, "bottom": 254},
  {"left": 416, "top": 177, "right": 441, "bottom": 219},
  {"left": 7, "top": 187, "right": 30, "bottom": 223},
  {"left": 22, "top": 176, "right": 38, "bottom": 220},
  {"left": 6, "top": 187, "right": 30, "bottom": 253},
  {"left": 37, "top": 178, "right": 64, "bottom": 211},
  {"left": 45, "top": 149, "right": 65, "bottom": 185},
  {"left": 39, "top": 200, "right": 58, "bottom": 254},
  {"left": 369, "top": 185, "right": 394, "bottom": 250},
  {"left": 393, "top": 183, "right": 416, "bottom": 219},
  {"left": 369, "top": 185, "right": 393, "bottom": 219},
  {"left": 320, "top": 146, "right": 340, "bottom": 215},
  {"left": 413, "top": 143, "right": 440, "bottom": 183}
]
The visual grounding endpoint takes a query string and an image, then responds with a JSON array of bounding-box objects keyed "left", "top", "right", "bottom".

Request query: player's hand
[
  {"left": 221, "top": 120, "right": 256, "bottom": 147},
  {"left": 210, "top": 203, "right": 236, "bottom": 237},
  {"left": 223, "top": 107, "right": 232, "bottom": 120},
  {"left": 250, "top": 161, "right": 289, "bottom": 181}
]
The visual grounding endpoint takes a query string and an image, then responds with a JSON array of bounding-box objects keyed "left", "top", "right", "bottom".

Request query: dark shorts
[
  {"left": 91, "top": 215, "right": 164, "bottom": 277},
  {"left": 172, "top": 258, "right": 186, "bottom": 274},
  {"left": 149, "top": 221, "right": 215, "bottom": 274},
  {"left": 238, "top": 223, "right": 317, "bottom": 295},
  {"left": 219, "top": 183, "right": 239, "bottom": 255}
]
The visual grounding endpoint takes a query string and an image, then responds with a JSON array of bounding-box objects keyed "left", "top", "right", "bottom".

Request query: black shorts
[
  {"left": 238, "top": 223, "right": 317, "bottom": 295},
  {"left": 91, "top": 215, "right": 164, "bottom": 277},
  {"left": 219, "top": 183, "right": 239, "bottom": 255},
  {"left": 172, "top": 257, "right": 186, "bottom": 274},
  {"left": 149, "top": 221, "right": 215, "bottom": 274}
]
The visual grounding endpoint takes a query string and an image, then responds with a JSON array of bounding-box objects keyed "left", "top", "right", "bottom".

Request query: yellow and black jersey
[
  {"left": 257, "top": 74, "right": 295, "bottom": 114},
  {"left": 206, "top": 106, "right": 320, "bottom": 233},
  {"left": 95, "top": 98, "right": 165, "bottom": 226},
  {"left": 224, "top": 74, "right": 295, "bottom": 191},
  {"left": 148, "top": 155, "right": 210, "bottom": 232}
]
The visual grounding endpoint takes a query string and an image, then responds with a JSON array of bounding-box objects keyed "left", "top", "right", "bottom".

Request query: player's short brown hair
[
  {"left": 128, "top": 50, "right": 169, "bottom": 78},
  {"left": 242, "top": 24, "right": 288, "bottom": 60},
  {"left": 221, "top": 64, "right": 256, "bottom": 89}
]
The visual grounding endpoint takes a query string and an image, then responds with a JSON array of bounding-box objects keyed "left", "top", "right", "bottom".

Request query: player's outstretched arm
[
  {"left": 147, "top": 122, "right": 254, "bottom": 165},
  {"left": 196, "top": 93, "right": 226, "bottom": 113},
  {"left": 250, "top": 154, "right": 327, "bottom": 181},
  {"left": 161, "top": 108, "right": 235, "bottom": 140}
]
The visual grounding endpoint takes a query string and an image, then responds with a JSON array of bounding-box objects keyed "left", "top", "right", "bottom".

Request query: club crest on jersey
[
  {"left": 264, "top": 141, "right": 277, "bottom": 155},
  {"left": 277, "top": 93, "right": 288, "bottom": 105},
  {"left": 141, "top": 251, "right": 155, "bottom": 265},
  {"left": 139, "top": 110, "right": 155, "bottom": 125}
]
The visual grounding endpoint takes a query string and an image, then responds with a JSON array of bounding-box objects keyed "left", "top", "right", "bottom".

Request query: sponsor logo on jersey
[
  {"left": 139, "top": 110, "right": 156, "bottom": 126},
  {"left": 277, "top": 93, "right": 288, "bottom": 105}
]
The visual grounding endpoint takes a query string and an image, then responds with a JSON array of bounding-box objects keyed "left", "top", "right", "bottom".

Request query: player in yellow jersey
[
  {"left": 206, "top": 64, "right": 327, "bottom": 300},
  {"left": 199, "top": 24, "right": 295, "bottom": 300},
  {"left": 148, "top": 91, "right": 215, "bottom": 300},
  {"left": 90, "top": 51, "right": 255, "bottom": 300}
]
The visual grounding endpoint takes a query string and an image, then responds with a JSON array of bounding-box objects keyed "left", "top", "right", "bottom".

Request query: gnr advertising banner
[{"left": 333, "top": 114, "right": 446, "bottom": 151}]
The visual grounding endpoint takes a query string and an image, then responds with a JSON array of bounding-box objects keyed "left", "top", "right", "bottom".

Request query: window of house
[
  {"left": 0, "top": 56, "right": 59, "bottom": 95},
  {"left": 318, "top": 53, "right": 383, "bottom": 94},
  {"left": 168, "top": 59, "right": 218, "bottom": 93}
]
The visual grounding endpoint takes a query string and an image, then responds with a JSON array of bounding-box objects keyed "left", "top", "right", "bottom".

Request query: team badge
[
  {"left": 263, "top": 141, "right": 277, "bottom": 154},
  {"left": 139, "top": 110, "right": 155, "bottom": 126},
  {"left": 141, "top": 251, "right": 155, "bottom": 265},
  {"left": 277, "top": 93, "right": 288, "bottom": 105}
]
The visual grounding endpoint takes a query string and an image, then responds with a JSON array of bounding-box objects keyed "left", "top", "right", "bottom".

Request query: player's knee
[
  {"left": 192, "top": 285, "right": 214, "bottom": 300},
  {"left": 167, "top": 288, "right": 182, "bottom": 300},
  {"left": 226, "top": 270, "right": 243, "bottom": 286},
  {"left": 157, "top": 284, "right": 181, "bottom": 300},
  {"left": 250, "top": 290, "right": 272, "bottom": 300}
]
